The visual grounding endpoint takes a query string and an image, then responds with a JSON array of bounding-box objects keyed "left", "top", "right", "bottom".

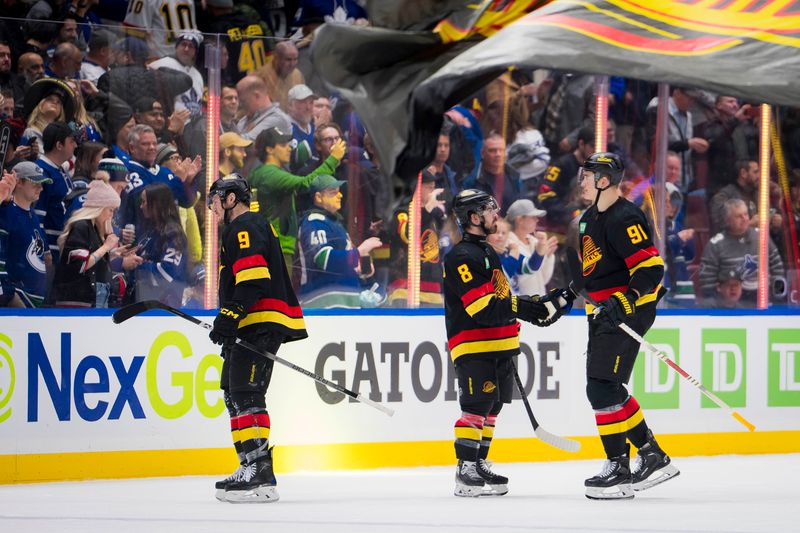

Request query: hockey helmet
[
  {"left": 581, "top": 151, "right": 625, "bottom": 186},
  {"left": 452, "top": 188, "right": 498, "bottom": 226},
  {"left": 208, "top": 173, "right": 251, "bottom": 208}
]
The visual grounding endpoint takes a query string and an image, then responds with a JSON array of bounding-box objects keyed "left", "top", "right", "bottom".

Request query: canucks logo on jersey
[
  {"left": 26, "top": 229, "right": 46, "bottom": 274},
  {"left": 581, "top": 235, "right": 602, "bottom": 276}
]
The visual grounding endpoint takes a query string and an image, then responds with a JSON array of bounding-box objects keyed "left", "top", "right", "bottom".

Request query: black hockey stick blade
[
  {"left": 112, "top": 300, "right": 169, "bottom": 324},
  {"left": 0, "top": 122, "right": 11, "bottom": 166},
  {"left": 512, "top": 360, "right": 581, "bottom": 453}
]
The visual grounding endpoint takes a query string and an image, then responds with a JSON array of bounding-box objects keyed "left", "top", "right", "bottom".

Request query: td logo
[
  {"left": 702, "top": 329, "right": 746, "bottom": 408},
  {"left": 768, "top": 329, "right": 800, "bottom": 406},
  {"left": 632, "top": 329, "right": 679, "bottom": 409},
  {"left": 0, "top": 333, "right": 15, "bottom": 423}
]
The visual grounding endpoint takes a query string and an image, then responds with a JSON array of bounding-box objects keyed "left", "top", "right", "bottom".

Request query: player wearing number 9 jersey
[
  {"left": 124, "top": 0, "right": 198, "bottom": 58},
  {"left": 577, "top": 152, "right": 677, "bottom": 500}
]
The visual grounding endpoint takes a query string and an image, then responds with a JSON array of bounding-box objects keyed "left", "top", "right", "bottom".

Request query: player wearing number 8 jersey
[
  {"left": 577, "top": 152, "right": 678, "bottom": 500},
  {"left": 443, "top": 189, "right": 572, "bottom": 497},
  {"left": 124, "top": 0, "right": 198, "bottom": 58}
]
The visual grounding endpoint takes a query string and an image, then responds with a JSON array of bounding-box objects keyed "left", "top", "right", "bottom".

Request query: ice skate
[
  {"left": 632, "top": 431, "right": 680, "bottom": 491},
  {"left": 224, "top": 447, "right": 279, "bottom": 503},
  {"left": 214, "top": 464, "right": 244, "bottom": 502},
  {"left": 477, "top": 459, "right": 508, "bottom": 496},
  {"left": 585, "top": 448, "right": 634, "bottom": 500},
  {"left": 454, "top": 460, "right": 485, "bottom": 497}
]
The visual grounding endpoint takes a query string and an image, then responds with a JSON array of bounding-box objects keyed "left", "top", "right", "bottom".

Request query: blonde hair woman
[
  {"left": 22, "top": 78, "right": 76, "bottom": 156},
  {"left": 53, "top": 180, "right": 142, "bottom": 307}
]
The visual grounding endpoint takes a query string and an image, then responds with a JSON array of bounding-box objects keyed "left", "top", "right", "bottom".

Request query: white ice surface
[{"left": 0, "top": 454, "right": 796, "bottom": 533}]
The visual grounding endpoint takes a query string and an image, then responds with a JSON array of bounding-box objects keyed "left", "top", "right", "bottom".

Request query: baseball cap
[
  {"left": 309, "top": 174, "right": 345, "bottom": 194},
  {"left": 13, "top": 161, "right": 51, "bottom": 184},
  {"left": 288, "top": 84, "right": 315, "bottom": 101},
  {"left": 505, "top": 199, "right": 546, "bottom": 222},
  {"left": 220, "top": 131, "right": 252, "bottom": 149},
  {"left": 718, "top": 269, "right": 743, "bottom": 283},
  {"left": 256, "top": 126, "right": 293, "bottom": 152}
]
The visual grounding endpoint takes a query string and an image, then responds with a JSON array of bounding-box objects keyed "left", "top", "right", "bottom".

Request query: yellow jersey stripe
[
  {"left": 482, "top": 426, "right": 496, "bottom": 438},
  {"left": 235, "top": 266, "right": 271, "bottom": 284},
  {"left": 597, "top": 409, "right": 645, "bottom": 436},
  {"left": 628, "top": 255, "right": 664, "bottom": 276},
  {"left": 239, "top": 310, "right": 307, "bottom": 330},
  {"left": 584, "top": 284, "right": 663, "bottom": 314},
  {"left": 450, "top": 337, "right": 520, "bottom": 360},
  {"left": 465, "top": 293, "right": 494, "bottom": 317}
]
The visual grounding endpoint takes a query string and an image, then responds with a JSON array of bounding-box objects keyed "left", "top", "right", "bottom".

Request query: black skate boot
[
  {"left": 585, "top": 446, "right": 634, "bottom": 500},
  {"left": 214, "top": 464, "right": 244, "bottom": 502},
  {"left": 476, "top": 459, "right": 508, "bottom": 496},
  {"left": 454, "top": 460, "right": 485, "bottom": 497},
  {"left": 632, "top": 430, "right": 680, "bottom": 491},
  {"left": 224, "top": 447, "right": 279, "bottom": 503}
]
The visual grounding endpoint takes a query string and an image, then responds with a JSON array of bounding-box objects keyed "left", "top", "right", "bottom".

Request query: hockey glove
[
  {"left": 210, "top": 302, "right": 246, "bottom": 346},
  {"left": 595, "top": 291, "right": 636, "bottom": 332},
  {"left": 537, "top": 287, "right": 575, "bottom": 326},
  {"left": 512, "top": 295, "right": 549, "bottom": 324}
]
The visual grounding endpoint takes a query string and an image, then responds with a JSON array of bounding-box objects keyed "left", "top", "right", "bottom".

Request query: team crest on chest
[
  {"left": 582, "top": 235, "right": 602, "bottom": 276},
  {"left": 491, "top": 268, "right": 510, "bottom": 299}
]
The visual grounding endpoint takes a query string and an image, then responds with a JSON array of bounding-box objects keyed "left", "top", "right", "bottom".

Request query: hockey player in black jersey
[
  {"left": 207, "top": 174, "right": 309, "bottom": 503},
  {"left": 444, "top": 189, "right": 574, "bottom": 497},
  {"left": 577, "top": 153, "right": 679, "bottom": 500}
]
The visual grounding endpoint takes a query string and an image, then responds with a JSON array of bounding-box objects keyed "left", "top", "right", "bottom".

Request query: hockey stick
[
  {"left": 511, "top": 358, "right": 581, "bottom": 452},
  {"left": 112, "top": 301, "right": 394, "bottom": 417},
  {"left": 565, "top": 247, "right": 755, "bottom": 432}
]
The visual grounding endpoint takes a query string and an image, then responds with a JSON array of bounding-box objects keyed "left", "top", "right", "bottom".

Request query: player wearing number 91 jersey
[
  {"left": 124, "top": 0, "right": 198, "bottom": 58},
  {"left": 577, "top": 152, "right": 677, "bottom": 501}
]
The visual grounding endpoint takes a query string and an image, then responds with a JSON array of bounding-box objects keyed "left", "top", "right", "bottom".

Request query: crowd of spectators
[{"left": 0, "top": 1, "right": 798, "bottom": 311}]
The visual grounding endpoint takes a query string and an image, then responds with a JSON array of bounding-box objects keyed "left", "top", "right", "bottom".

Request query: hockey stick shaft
[
  {"left": 511, "top": 358, "right": 581, "bottom": 452},
  {"left": 563, "top": 253, "right": 756, "bottom": 433},
  {"left": 113, "top": 301, "right": 394, "bottom": 417}
]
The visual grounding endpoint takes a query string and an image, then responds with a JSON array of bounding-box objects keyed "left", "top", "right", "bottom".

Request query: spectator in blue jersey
[
  {"left": 0, "top": 162, "right": 51, "bottom": 307},
  {"left": 35, "top": 121, "right": 78, "bottom": 261},
  {"left": 63, "top": 141, "right": 107, "bottom": 218},
  {"left": 297, "top": 174, "right": 382, "bottom": 308},
  {"left": 486, "top": 217, "right": 547, "bottom": 296},
  {"left": 134, "top": 182, "right": 190, "bottom": 307},
  {"left": 53, "top": 180, "right": 140, "bottom": 308},
  {"left": 0, "top": 169, "right": 18, "bottom": 305},
  {"left": 120, "top": 124, "right": 201, "bottom": 229},
  {"left": 287, "top": 84, "right": 316, "bottom": 171}
]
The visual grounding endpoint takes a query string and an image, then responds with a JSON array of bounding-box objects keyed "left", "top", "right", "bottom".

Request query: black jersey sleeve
[
  {"left": 608, "top": 208, "right": 664, "bottom": 297},
  {"left": 445, "top": 247, "right": 514, "bottom": 326}
]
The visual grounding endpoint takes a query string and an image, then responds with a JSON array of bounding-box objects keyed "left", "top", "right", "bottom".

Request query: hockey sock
[
  {"left": 624, "top": 396, "right": 651, "bottom": 448},
  {"left": 230, "top": 417, "right": 246, "bottom": 464},
  {"left": 235, "top": 409, "right": 271, "bottom": 463},
  {"left": 454, "top": 412, "right": 485, "bottom": 461},
  {"left": 479, "top": 414, "right": 498, "bottom": 460},
  {"left": 594, "top": 396, "right": 643, "bottom": 458}
]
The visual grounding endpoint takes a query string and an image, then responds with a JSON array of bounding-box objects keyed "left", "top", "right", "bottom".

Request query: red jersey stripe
[
  {"left": 232, "top": 254, "right": 268, "bottom": 275},
  {"left": 624, "top": 246, "right": 659, "bottom": 269},
  {"left": 250, "top": 298, "right": 304, "bottom": 318},
  {"left": 595, "top": 397, "right": 641, "bottom": 425},
  {"left": 460, "top": 282, "right": 495, "bottom": 307}
]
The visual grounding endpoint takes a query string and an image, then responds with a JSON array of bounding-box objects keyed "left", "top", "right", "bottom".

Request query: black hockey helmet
[
  {"left": 581, "top": 151, "right": 625, "bottom": 186},
  {"left": 208, "top": 173, "right": 251, "bottom": 208},
  {"left": 452, "top": 188, "right": 498, "bottom": 227}
]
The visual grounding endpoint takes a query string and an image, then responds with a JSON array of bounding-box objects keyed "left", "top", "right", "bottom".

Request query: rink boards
[{"left": 0, "top": 309, "right": 799, "bottom": 483}]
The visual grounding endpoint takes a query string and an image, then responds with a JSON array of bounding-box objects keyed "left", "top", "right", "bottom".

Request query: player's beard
[{"left": 481, "top": 218, "right": 498, "bottom": 236}]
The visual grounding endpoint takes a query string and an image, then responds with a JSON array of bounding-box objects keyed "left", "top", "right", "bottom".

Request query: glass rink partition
[{"left": 0, "top": 18, "right": 798, "bottom": 314}]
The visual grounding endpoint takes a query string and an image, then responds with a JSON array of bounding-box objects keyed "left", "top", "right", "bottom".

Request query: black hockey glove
[
  {"left": 210, "top": 302, "right": 246, "bottom": 346},
  {"left": 512, "top": 295, "right": 549, "bottom": 324},
  {"left": 536, "top": 287, "right": 575, "bottom": 326},
  {"left": 595, "top": 291, "right": 636, "bottom": 332}
]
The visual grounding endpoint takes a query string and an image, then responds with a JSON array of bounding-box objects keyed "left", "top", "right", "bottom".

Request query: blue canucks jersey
[
  {"left": 0, "top": 200, "right": 48, "bottom": 306},
  {"left": 34, "top": 156, "right": 73, "bottom": 259}
]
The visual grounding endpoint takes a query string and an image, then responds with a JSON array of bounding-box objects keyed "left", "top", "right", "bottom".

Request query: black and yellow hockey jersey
[
  {"left": 443, "top": 233, "right": 520, "bottom": 363},
  {"left": 219, "top": 211, "right": 308, "bottom": 342},
  {"left": 578, "top": 197, "right": 665, "bottom": 313}
]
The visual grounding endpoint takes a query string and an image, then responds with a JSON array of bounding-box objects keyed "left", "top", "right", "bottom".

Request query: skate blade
[
  {"left": 585, "top": 483, "right": 634, "bottom": 500},
  {"left": 633, "top": 464, "right": 680, "bottom": 492},
  {"left": 454, "top": 483, "right": 484, "bottom": 497},
  {"left": 214, "top": 488, "right": 227, "bottom": 502},
  {"left": 224, "top": 485, "right": 280, "bottom": 503},
  {"left": 480, "top": 484, "right": 508, "bottom": 496}
]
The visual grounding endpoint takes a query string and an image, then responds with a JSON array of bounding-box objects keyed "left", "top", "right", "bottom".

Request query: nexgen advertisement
[{"left": 1, "top": 312, "right": 798, "bottom": 481}]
